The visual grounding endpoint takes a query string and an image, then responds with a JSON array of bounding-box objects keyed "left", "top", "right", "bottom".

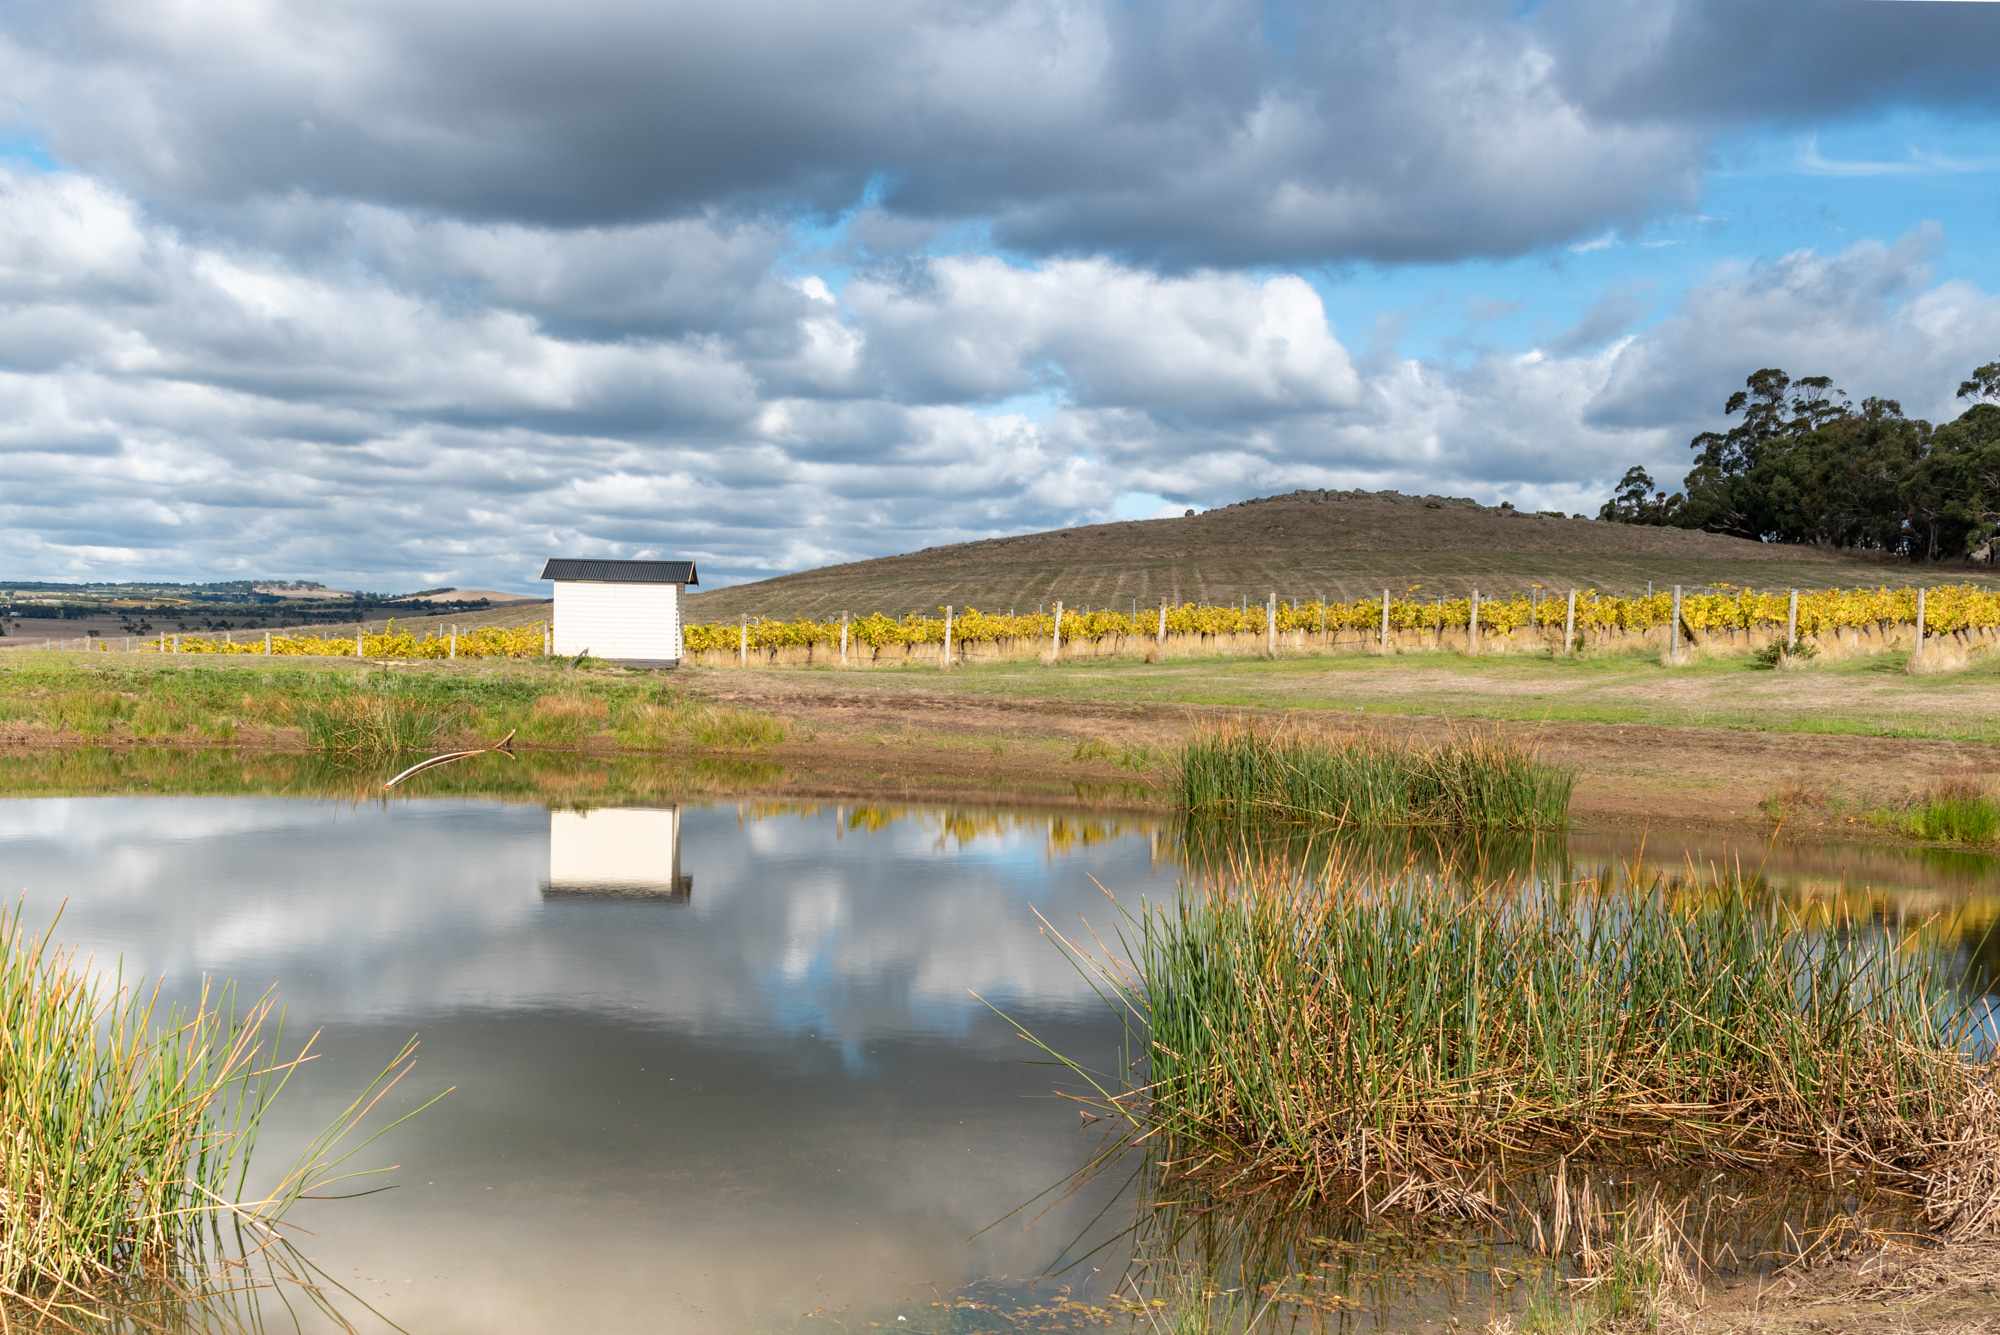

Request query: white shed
[{"left": 539, "top": 557, "right": 699, "bottom": 665}]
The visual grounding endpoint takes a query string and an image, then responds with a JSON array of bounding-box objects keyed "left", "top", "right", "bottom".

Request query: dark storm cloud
[
  {"left": 1543, "top": 0, "right": 2000, "bottom": 127},
  {"left": 8, "top": 0, "right": 1996, "bottom": 269}
]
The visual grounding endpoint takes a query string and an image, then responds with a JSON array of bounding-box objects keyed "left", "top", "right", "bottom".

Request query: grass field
[
  {"left": 706, "top": 640, "right": 2000, "bottom": 744},
  {"left": 684, "top": 487, "right": 1999, "bottom": 623},
  {"left": 0, "top": 654, "right": 784, "bottom": 755},
  {"left": 11, "top": 633, "right": 2000, "bottom": 747}
]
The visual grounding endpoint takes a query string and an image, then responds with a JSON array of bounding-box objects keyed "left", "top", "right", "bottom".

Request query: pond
[{"left": 2, "top": 766, "right": 1996, "bottom": 1332}]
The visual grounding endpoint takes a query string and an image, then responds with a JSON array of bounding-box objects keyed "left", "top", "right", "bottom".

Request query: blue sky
[{"left": 0, "top": 0, "right": 1996, "bottom": 591}]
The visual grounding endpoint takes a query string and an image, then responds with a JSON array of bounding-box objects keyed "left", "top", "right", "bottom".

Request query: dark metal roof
[{"left": 539, "top": 558, "right": 698, "bottom": 585}]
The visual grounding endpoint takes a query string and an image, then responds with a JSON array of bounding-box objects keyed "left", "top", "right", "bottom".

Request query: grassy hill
[{"left": 686, "top": 488, "right": 2000, "bottom": 623}]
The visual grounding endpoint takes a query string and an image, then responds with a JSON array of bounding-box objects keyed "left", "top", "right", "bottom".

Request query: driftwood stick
[{"left": 381, "top": 728, "right": 517, "bottom": 789}]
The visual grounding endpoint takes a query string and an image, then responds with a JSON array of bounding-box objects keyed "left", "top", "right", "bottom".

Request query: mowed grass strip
[{"left": 737, "top": 642, "right": 2000, "bottom": 743}]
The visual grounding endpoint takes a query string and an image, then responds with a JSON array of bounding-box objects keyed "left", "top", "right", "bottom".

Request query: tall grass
[
  {"left": 290, "top": 692, "right": 456, "bottom": 756},
  {"left": 1897, "top": 778, "right": 2000, "bottom": 844},
  {"left": 1054, "top": 861, "right": 1999, "bottom": 1222},
  {"left": 1175, "top": 721, "right": 1574, "bottom": 828},
  {"left": 0, "top": 904, "right": 437, "bottom": 1322}
]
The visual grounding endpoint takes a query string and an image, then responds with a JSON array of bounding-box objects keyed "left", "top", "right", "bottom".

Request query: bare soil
[
  {"left": 1676, "top": 1240, "right": 2000, "bottom": 1334},
  {"left": 697, "top": 670, "right": 2000, "bottom": 838}
]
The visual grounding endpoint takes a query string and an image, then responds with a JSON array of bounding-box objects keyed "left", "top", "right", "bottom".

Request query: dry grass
[
  {"left": 522, "top": 690, "right": 611, "bottom": 743},
  {"left": 1908, "top": 643, "right": 1990, "bottom": 675}
]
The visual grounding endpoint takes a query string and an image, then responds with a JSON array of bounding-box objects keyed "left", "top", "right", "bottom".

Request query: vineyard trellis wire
[{"left": 684, "top": 584, "right": 2000, "bottom": 654}]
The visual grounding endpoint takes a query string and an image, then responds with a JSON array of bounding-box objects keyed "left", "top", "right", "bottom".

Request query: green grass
[
  {"left": 0, "top": 658, "right": 790, "bottom": 755},
  {"left": 0, "top": 904, "right": 437, "bottom": 1322},
  {"left": 1051, "top": 862, "right": 1999, "bottom": 1217},
  {"left": 0, "top": 745, "right": 788, "bottom": 805},
  {"left": 1175, "top": 720, "right": 1574, "bottom": 828},
  {"left": 748, "top": 641, "right": 2000, "bottom": 743},
  {"left": 292, "top": 690, "right": 458, "bottom": 755},
  {"left": 1885, "top": 779, "right": 2000, "bottom": 844}
]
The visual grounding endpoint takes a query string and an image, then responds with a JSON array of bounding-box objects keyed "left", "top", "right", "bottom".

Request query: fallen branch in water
[{"left": 381, "top": 727, "right": 517, "bottom": 789}]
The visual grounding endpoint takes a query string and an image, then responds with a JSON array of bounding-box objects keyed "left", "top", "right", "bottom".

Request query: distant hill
[{"left": 686, "top": 488, "right": 2000, "bottom": 623}]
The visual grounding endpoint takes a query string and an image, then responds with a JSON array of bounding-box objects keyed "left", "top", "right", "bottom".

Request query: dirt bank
[{"left": 703, "top": 673, "right": 2000, "bottom": 841}]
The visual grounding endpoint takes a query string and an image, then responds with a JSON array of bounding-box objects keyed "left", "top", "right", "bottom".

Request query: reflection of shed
[
  {"left": 539, "top": 558, "right": 698, "bottom": 666},
  {"left": 543, "top": 807, "right": 692, "bottom": 902}
]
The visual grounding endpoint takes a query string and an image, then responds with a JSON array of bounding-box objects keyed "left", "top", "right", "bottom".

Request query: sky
[{"left": 2, "top": 0, "right": 2000, "bottom": 593}]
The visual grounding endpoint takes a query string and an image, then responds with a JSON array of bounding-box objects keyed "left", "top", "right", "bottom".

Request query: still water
[
  {"left": 2, "top": 797, "right": 1165, "bottom": 1332},
  {"left": 2, "top": 790, "right": 1997, "bottom": 1331}
]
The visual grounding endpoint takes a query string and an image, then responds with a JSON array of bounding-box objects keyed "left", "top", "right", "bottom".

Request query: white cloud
[{"left": 0, "top": 163, "right": 1997, "bottom": 589}]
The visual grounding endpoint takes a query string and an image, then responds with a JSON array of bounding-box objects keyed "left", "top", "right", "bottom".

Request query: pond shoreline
[
  {"left": 1, "top": 696, "right": 1996, "bottom": 850},
  {"left": 2, "top": 651, "right": 1998, "bottom": 847}
]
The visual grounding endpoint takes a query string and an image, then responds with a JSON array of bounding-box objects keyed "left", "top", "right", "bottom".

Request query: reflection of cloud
[
  {"left": 0, "top": 794, "right": 1156, "bottom": 1334},
  {"left": 0, "top": 797, "right": 1165, "bottom": 1044}
]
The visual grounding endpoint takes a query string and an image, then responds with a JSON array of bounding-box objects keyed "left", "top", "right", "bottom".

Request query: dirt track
[{"left": 700, "top": 673, "right": 2000, "bottom": 840}]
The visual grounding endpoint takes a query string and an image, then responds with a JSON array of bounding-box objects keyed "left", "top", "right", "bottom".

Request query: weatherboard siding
[{"left": 552, "top": 580, "right": 684, "bottom": 660}]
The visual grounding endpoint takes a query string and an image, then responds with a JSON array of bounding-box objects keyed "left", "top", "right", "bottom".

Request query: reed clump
[
  {"left": 1069, "top": 862, "right": 2000, "bottom": 1221},
  {"left": 1175, "top": 722, "right": 1573, "bottom": 828},
  {"left": 290, "top": 691, "right": 456, "bottom": 756},
  {"left": 615, "top": 698, "right": 787, "bottom": 750},
  {"left": 0, "top": 905, "right": 432, "bottom": 1322},
  {"left": 1894, "top": 778, "right": 2000, "bottom": 844}
]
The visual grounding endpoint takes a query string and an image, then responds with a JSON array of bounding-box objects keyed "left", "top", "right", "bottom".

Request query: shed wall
[{"left": 552, "top": 580, "right": 684, "bottom": 660}]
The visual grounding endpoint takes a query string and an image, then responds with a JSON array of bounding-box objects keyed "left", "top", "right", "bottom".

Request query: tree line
[{"left": 1600, "top": 361, "right": 2000, "bottom": 561}]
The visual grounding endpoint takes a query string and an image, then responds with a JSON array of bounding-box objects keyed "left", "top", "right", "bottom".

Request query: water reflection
[
  {"left": 2, "top": 771, "right": 2000, "bottom": 1331},
  {"left": 0, "top": 796, "right": 1163, "bottom": 1333},
  {"left": 545, "top": 805, "right": 692, "bottom": 901}
]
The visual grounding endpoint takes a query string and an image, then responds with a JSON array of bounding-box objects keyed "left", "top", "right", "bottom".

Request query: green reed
[
  {"left": 291, "top": 691, "right": 456, "bottom": 756},
  {"left": 1900, "top": 781, "right": 2000, "bottom": 844},
  {"left": 1174, "top": 722, "right": 1573, "bottom": 829},
  {"left": 1065, "top": 863, "right": 1997, "bottom": 1210},
  {"left": 0, "top": 904, "right": 436, "bottom": 1323}
]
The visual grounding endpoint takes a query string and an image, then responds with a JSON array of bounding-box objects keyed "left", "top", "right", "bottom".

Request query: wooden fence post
[
  {"left": 944, "top": 606, "right": 953, "bottom": 670},
  {"left": 1266, "top": 593, "right": 1276, "bottom": 657},
  {"left": 265, "top": 630, "right": 272, "bottom": 655},
  {"left": 1380, "top": 589, "right": 1390, "bottom": 652},
  {"left": 1052, "top": 600, "right": 1063, "bottom": 663},
  {"left": 739, "top": 615, "right": 748, "bottom": 667},
  {"left": 1469, "top": 589, "right": 1480, "bottom": 654},
  {"left": 1671, "top": 586, "right": 1682, "bottom": 662},
  {"left": 840, "top": 611, "right": 849, "bottom": 666},
  {"left": 1564, "top": 590, "right": 1576, "bottom": 657},
  {"left": 1157, "top": 599, "right": 1167, "bottom": 649},
  {"left": 1787, "top": 589, "right": 1798, "bottom": 649},
  {"left": 1915, "top": 586, "right": 1927, "bottom": 662}
]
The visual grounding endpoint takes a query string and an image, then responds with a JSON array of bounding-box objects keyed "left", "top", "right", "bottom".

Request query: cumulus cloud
[
  {"left": 0, "top": 0, "right": 1695, "bottom": 267},
  {"left": 1543, "top": 0, "right": 2000, "bottom": 127},
  {"left": 0, "top": 163, "right": 1996, "bottom": 589}
]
